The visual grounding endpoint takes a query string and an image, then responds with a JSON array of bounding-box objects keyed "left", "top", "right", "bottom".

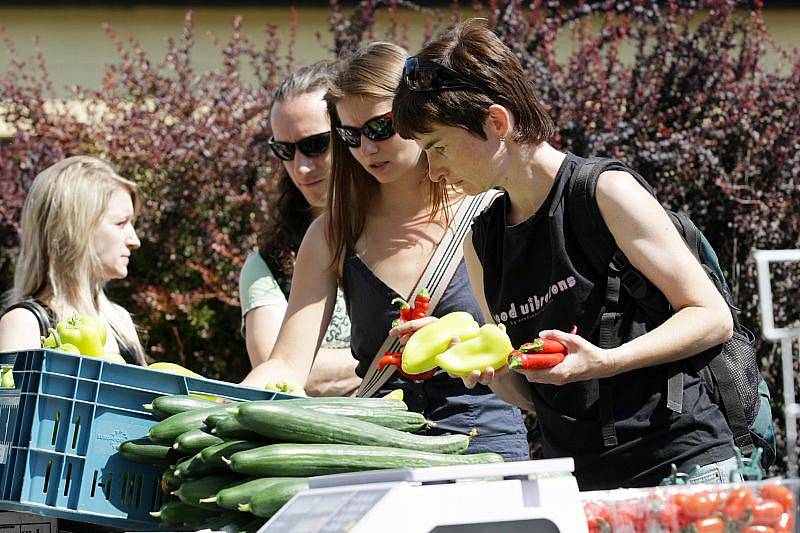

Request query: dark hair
[
  {"left": 393, "top": 18, "right": 554, "bottom": 144},
  {"left": 259, "top": 61, "right": 338, "bottom": 295}
]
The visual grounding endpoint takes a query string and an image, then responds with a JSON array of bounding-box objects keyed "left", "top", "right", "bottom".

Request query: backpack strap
[
  {"left": 568, "top": 157, "right": 685, "bottom": 448},
  {"left": 1, "top": 300, "right": 52, "bottom": 338},
  {"left": 568, "top": 157, "right": 624, "bottom": 448}
]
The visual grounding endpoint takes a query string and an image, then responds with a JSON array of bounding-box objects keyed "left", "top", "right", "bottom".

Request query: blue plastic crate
[{"left": 0, "top": 349, "right": 295, "bottom": 530}]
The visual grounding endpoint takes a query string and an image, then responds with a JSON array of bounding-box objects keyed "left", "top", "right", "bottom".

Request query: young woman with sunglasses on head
[
  {"left": 0, "top": 156, "right": 146, "bottom": 365},
  {"left": 391, "top": 19, "right": 740, "bottom": 489},
  {"left": 241, "top": 62, "right": 360, "bottom": 397},
  {"left": 242, "top": 42, "right": 529, "bottom": 460}
]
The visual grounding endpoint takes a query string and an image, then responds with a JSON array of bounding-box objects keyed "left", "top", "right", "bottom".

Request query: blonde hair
[
  {"left": 7, "top": 155, "right": 146, "bottom": 364},
  {"left": 325, "top": 42, "right": 449, "bottom": 268}
]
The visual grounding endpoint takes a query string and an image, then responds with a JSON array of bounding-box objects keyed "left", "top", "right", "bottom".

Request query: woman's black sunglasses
[
  {"left": 335, "top": 111, "right": 395, "bottom": 148},
  {"left": 403, "top": 56, "right": 485, "bottom": 93},
  {"left": 268, "top": 131, "right": 330, "bottom": 161}
]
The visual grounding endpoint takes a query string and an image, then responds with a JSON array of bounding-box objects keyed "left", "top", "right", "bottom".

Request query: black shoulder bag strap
[
  {"left": 2, "top": 300, "right": 52, "bottom": 338},
  {"left": 567, "top": 157, "right": 684, "bottom": 448}
]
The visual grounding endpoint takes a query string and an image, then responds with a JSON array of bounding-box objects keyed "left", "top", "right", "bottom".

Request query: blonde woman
[
  {"left": 0, "top": 156, "right": 146, "bottom": 365},
  {"left": 243, "top": 43, "right": 528, "bottom": 460}
]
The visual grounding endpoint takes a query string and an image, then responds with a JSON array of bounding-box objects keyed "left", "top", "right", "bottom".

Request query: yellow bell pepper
[
  {"left": 401, "top": 311, "right": 480, "bottom": 375},
  {"left": 435, "top": 323, "right": 514, "bottom": 376},
  {"left": 1, "top": 366, "right": 14, "bottom": 389},
  {"left": 148, "top": 362, "right": 203, "bottom": 378},
  {"left": 383, "top": 389, "right": 404, "bottom": 401},
  {"left": 100, "top": 353, "right": 127, "bottom": 364}
]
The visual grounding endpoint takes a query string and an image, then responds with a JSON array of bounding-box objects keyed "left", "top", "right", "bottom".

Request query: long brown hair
[
  {"left": 324, "top": 42, "right": 448, "bottom": 269},
  {"left": 258, "top": 61, "right": 338, "bottom": 295}
]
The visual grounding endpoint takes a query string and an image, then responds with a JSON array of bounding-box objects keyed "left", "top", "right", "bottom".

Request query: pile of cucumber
[{"left": 122, "top": 393, "right": 503, "bottom": 531}]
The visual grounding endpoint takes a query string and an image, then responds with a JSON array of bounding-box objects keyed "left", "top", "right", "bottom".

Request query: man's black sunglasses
[
  {"left": 268, "top": 131, "right": 331, "bottom": 161},
  {"left": 335, "top": 111, "right": 395, "bottom": 148},
  {"left": 403, "top": 56, "right": 485, "bottom": 93}
]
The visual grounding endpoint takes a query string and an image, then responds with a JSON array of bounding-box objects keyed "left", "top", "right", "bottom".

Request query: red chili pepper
[
  {"left": 379, "top": 352, "right": 402, "bottom": 370},
  {"left": 411, "top": 288, "right": 430, "bottom": 319},
  {"left": 378, "top": 351, "right": 437, "bottom": 380},
  {"left": 507, "top": 350, "right": 566, "bottom": 369},
  {"left": 391, "top": 297, "right": 413, "bottom": 322},
  {"left": 519, "top": 338, "right": 567, "bottom": 354}
]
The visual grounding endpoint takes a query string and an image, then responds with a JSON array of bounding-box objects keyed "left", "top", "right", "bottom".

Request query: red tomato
[
  {"left": 655, "top": 502, "right": 681, "bottom": 530},
  {"left": 761, "top": 484, "right": 797, "bottom": 514},
  {"left": 583, "top": 501, "right": 612, "bottom": 533},
  {"left": 612, "top": 502, "right": 646, "bottom": 533},
  {"left": 753, "top": 499, "right": 785, "bottom": 526},
  {"left": 743, "top": 527, "right": 776, "bottom": 533},
  {"left": 723, "top": 486, "right": 757, "bottom": 521},
  {"left": 693, "top": 516, "right": 725, "bottom": 533},
  {"left": 681, "top": 492, "right": 717, "bottom": 520}
]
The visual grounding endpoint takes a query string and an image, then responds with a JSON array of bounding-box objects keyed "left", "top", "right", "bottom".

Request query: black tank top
[
  {"left": 342, "top": 251, "right": 529, "bottom": 461},
  {"left": 471, "top": 152, "right": 733, "bottom": 489}
]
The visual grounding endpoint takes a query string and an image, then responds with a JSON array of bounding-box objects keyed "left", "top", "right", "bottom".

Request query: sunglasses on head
[
  {"left": 403, "top": 56, "right": 486, "bottom": 94},
  {"left": 335, "top": 111, "right": 395, "bottom": 148},
  {"left": 268, "top": 131, "right": 331, "bottom": 161}
]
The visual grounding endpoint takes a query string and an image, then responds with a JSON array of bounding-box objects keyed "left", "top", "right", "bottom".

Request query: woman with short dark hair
[{"left": 392, "top": 18, "right": 739, "bottom": 489}]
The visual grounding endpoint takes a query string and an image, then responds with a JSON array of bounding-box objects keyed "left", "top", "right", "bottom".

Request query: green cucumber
[
  {"left": 335, "top": 408, "right": 427, "bottom": 432},
  {"left": 161, "top": 467, "right": 182, "bottom": 492},
  {"left": 229, "top": 402, "right": 424, "bottom": 431},
  {"left": 144, "top": 394, "right": 220, "bottom": 419},
  {"left": 212, "top": 416, "right": 268, "bottom": 441},
  {"left": 239, "top": 478, "right": 309, "bottom": 518},
  {"left": 204, "top": 412, "right": 229, "bottom": 429},
  {"left": 173, "top": 428, "right": 224, "bottom": 454},
  {"left": 203, "top": 477, "right": 298, "bottom": 511},
  {"left": 150, "top": 500, "right": 219, "bottom": 526},
  {"left": 172, "top": 474, "right": 243, "bottom": 510},
  {"left": 200, "top": 440, "right": 264, "bottom": 467},
  {"left": 148, "top": 405, "right": 232, "bottom": 444},
  {"left": 235, "top": 403, "right": 469, "bottom": 454},
  {"left": 227, "top": 443, "right": 503, "bottom": 477},
  {"left": 118, "top": 438, "right": 182, "bottom": 467},
  {"left": 175, "top": 452, "right": 229, "bottom": 479}
]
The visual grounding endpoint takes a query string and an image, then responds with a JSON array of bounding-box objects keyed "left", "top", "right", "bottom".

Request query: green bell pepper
[
  {"left": 435, "top": 323, "right": 514, "bottom": 376},
  {"left": 401, "top": 311, "right": 480, "bottom": 375},
  {"left": 56, "top": 315, "right": 107, "bottom": 357}
]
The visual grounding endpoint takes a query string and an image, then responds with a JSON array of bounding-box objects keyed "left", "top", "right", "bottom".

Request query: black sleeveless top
[
  {"left": 471, "top": 153, "right": 733, "bottom": 489},
  {"left": 342, "top": 251, "right": 529, "bottom": 461}
]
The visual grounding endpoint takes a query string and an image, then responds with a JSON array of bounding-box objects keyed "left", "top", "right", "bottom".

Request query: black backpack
[{"left": 567, "top": 157, "right": 775, "bottom": 468}]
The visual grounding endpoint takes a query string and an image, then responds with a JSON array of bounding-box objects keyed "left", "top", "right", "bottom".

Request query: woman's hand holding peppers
[{"left": 512, "top": 329, "right": 618, "bottom": 385}]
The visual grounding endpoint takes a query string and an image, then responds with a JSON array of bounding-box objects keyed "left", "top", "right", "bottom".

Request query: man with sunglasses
[{"left": 239, "top": 61, "right": 360, "bottom": 397}]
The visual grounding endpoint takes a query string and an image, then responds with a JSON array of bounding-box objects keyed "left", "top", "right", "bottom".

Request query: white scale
[{"left": 256, "top": 459, "right": 588, "bottom": 533}]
